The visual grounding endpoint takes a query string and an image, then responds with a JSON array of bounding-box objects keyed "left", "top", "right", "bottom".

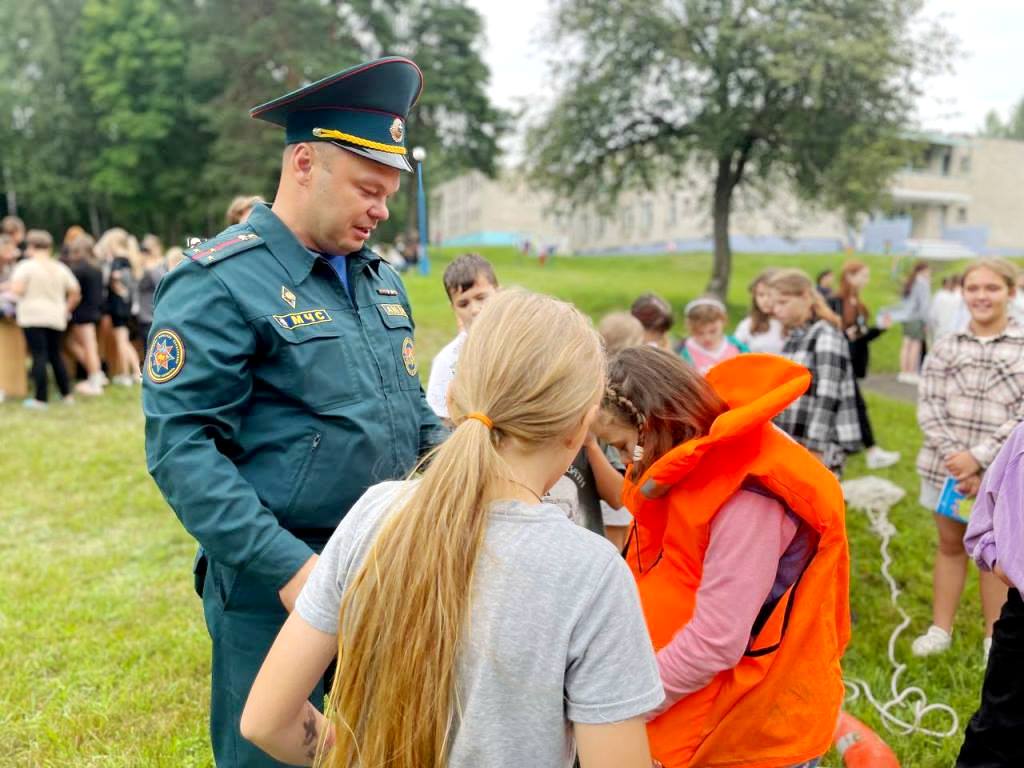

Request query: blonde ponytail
[
  {"left": 322, "top": 289, "right": 605, "bottom": 768},
  {"left": 769, "top": 268, "right": 841, "bottom": 329}
]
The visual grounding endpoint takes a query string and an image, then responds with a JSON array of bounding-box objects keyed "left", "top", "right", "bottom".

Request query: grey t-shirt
[{"left": 296, "top": 480, "right": 663, "bottom": 768}]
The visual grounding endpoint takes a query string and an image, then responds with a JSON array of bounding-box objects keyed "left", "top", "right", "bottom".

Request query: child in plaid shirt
[
  {"left": 769, "top": 269, "right": 862, "bottom": 473},
  {"left": 912, "top": 258, "right": 1024, "bottom": 661}
]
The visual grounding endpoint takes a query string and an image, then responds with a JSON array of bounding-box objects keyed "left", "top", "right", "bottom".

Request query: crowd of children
[
  {"left": 0, "top": 215, "right": 188, "bottom": 407},
  {"left": 0, "top": 201, "right": 264, "bottom": 407}
]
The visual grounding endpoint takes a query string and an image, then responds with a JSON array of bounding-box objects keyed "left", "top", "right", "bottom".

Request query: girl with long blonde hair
[
  {"left": 241, "top": 289, "right": 663, "bottom": 768},
  {"left": 96, "top": 227, "right": 141, "bottom": 384},
  {"left": 769, "top": 268, "right": 862, "bottom": 474}
]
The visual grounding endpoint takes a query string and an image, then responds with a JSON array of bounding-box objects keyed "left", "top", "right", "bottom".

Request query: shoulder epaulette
[{"left": 186, "top": 231, "right": 263, "bottom": 267}]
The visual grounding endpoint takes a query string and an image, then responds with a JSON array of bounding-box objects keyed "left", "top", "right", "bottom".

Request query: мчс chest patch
[
  {"left": 379, "top": 303, "right": 408, "bottom": 319},
  {"left": 273, "top": 309, "right": 333, "bottom": 330}
]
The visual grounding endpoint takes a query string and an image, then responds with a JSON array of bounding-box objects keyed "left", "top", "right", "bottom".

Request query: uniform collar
[{"left": 247, "top": 203, "right": 382, "bottom": 284}]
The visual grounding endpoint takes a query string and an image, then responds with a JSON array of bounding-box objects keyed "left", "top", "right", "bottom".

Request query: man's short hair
[{"left": 442, "top": 253, "right": 498, "bottom": 300}]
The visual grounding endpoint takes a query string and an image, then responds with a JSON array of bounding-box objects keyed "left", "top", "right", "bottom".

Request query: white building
[{"left": 430, "top": 134, "right": 1024, "bottom": 257}]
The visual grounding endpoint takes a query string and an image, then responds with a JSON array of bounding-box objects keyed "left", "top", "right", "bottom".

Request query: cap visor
[{"left": 334, "top": 142, "right": 413, "bottom": 173}]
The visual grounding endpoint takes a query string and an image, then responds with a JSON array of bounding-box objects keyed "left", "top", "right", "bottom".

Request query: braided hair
[{"left": 604, "top": 346, "right": 727, "bottom": 479}]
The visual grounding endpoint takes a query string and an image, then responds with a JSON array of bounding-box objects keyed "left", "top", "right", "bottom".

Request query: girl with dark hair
[
  {"left": 596, "top": 345, "right": 849, "bottom": 768},
  {"left": 734, "top": 269, "right": 785, "bottom": 354},
  {"left": 631, "top": 293, "right": 674, "bottom": 350},
  {"left": 829, "top": 260, "right": 899, "bottom": 469}
]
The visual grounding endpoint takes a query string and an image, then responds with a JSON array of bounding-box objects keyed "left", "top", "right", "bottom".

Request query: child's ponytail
[{"left": 324, "top": 289, "right": 605, "bottom": 768}]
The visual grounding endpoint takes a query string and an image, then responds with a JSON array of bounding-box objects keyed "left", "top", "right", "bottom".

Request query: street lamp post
[{"left": 412, "top": 146, "right": 430, "bottom": 276}]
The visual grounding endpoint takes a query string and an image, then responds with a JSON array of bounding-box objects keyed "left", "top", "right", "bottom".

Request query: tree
[
  {"left": 982, "top": 99, "right": 1024, "bottom": 141},
  {"left": 527, "top": 0, "right": 952, "bottom": 297},
  {"left": 333, "top": 0, "right": 509, "bottom": 241}
]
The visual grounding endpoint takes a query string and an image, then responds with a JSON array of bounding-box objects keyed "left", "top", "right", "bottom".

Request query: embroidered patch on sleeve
[
  {"left": 148, "top": 329, "right": 186, "bottom": 383},
  {"left": 402, "top": 336, "right": 418, "bottom": 376}
]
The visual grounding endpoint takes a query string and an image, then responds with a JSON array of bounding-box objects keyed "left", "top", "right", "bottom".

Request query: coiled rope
[{"left": 841, "top": 476, "right": 960, "bottom": 739}]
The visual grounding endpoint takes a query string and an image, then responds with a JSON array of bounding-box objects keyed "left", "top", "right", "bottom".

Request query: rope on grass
[{"left": 840, "top": 476, "right": 960, "bottom": 740}]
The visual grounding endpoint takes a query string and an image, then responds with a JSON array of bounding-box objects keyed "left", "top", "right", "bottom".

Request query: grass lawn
[{"left": 1, "top": 248, "right": 991, "bottom": 766}]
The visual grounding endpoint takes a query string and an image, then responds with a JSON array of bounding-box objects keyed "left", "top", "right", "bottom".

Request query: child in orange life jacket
[
  {"left": 676, "top": 297, "right": 748, "bottom": 374},
  {"left": 593, "top": 345, "right": 850, "bottom": 768}
]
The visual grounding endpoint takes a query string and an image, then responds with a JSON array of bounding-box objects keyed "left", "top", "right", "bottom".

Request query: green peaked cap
[{"left": 250, "top": 56, "right": 423, "bottom": 172}]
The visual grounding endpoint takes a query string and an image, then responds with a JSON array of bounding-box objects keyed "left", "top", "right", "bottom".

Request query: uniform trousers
[
  {"left": 203, "top": 560, "right": 327, "bottom": 767},
  {"left": 958, "top": 588, "right": 1024, "bottom": 767}
]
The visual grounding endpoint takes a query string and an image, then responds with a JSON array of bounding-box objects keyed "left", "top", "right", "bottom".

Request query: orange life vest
[{"left": 622, "top": 354, "right": 851, "bottom": 768}]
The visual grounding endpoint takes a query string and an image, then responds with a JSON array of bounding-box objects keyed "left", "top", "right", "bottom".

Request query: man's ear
[{"left": 287, "top": 143, "right": 316, "bottom": 186}]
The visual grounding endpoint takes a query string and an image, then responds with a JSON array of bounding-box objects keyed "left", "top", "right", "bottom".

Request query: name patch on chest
[
  {"left": 380, "top": 303, "right": 408, "bottom": 318},
  {"left": 273, "top": 309, "right": 333, "bottom": 330}
]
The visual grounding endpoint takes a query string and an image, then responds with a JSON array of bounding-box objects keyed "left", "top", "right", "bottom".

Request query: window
[
  {"left": 941, "top": 150, "right": 952, "bottom": 177},
  {"left": 640, "top": 199, "right": 653, "bottom": 232},
  {"left": 960, "top": 155, "right": 972, "bottom": 175},
  {"left": 958, "top": 207, "right": 968, "bottom": 224}
]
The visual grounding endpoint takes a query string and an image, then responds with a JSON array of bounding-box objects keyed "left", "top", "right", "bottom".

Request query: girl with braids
[
  {"left": 595, "top": 345, "right": 850, "bottom": 768},
  {"left": 769, "top": 268, "right": 862, "bottom": 474},
  {"left": 241, "top": 290, "right": 663, "bottom": 768}
]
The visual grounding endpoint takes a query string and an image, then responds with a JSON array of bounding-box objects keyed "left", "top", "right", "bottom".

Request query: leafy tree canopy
[
  {"left": 527, "top": 0, "right": 953, "bottom": 296},
  {"left": 1, "top": 0, "right": 505, "bottom": 246}
]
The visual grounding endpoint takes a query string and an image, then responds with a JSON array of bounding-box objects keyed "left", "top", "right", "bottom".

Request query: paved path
[{"left": 861, "top": 373, "right": 918, "bottom": 404}]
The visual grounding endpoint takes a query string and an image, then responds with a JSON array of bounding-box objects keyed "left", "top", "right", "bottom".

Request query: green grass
[{"left": 0, "top": 248, "right": 990, "bottom": 766}]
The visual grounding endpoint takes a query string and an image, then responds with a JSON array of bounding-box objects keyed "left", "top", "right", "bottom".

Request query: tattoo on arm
[{"left": 302, "top": 701, "right": 320, "bottom": 759}]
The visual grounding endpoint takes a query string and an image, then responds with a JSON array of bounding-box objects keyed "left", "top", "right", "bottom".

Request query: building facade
[{"left": 430, "top": 134, "right": 1024, "bottom": 257}]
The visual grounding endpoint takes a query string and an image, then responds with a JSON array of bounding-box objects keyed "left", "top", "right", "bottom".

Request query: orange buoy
[{"left": 833, "top": 711, "right": 901, "bottom": 767}]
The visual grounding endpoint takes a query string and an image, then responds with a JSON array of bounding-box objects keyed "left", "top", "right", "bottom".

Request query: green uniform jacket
[{"left": 143, "top": 204, "right": 442, "bottom": 591}]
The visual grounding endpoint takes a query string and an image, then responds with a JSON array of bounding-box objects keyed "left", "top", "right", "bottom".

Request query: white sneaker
[
  {"left": 22, "top": 398, "right": 47, "bottom": 410},
  {"left": 75, "top": 381, "right": 103, "bottom": 396},
  {"left": 866, "top": 446, "right": 901, "bottom": 470},
  {"left": 113, "top": 374, "right": 136, "bottom": 387},
  {"left": 897, "top": 372, "right": 921, "bottom": 385},
  {"left": 89, "top": 372, "right": 109, "bottom": 388},
  {"left": 984, "top": 636, "right": 993, "bottom": 663},
  {"left": 912, "top": 625, "right": 952, "bottom": 657},
  {"left": 61, "top": 395, "right": 76, "bottom": 406}
]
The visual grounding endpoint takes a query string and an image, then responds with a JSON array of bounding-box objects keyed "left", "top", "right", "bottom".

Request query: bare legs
[
  {"left": 900, "top": 337, "right": 922, "bottom": 375},
  {"left": 68, "top": 323, "right": 102, "bottom": 380},
  {"left": 931, "top": 513, "right": 1007, "bottom": 638},
  {"left": 113, "top": 326, "right": 140, "bottom": 380}
]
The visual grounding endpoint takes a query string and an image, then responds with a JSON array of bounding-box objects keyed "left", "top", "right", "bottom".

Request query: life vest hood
[{"left": 634, "top": 354, "right": 810, "bottom": 498}]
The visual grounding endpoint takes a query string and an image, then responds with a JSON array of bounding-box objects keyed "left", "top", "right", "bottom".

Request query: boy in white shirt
[{"left": 426, "top": 253, "right": 498, "bottom": 419}]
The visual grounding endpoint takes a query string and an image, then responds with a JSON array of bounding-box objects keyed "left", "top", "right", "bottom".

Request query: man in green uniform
[{"left": 143, "top": 57, "right": 442, "bottom": 767}]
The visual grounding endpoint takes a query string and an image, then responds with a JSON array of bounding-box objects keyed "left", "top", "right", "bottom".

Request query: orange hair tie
[{"left": 466, "top": 412, "right": 494, "bottom": 430}]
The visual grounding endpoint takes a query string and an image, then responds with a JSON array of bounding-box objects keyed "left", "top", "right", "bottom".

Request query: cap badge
[{"left": 390, "top": 118, "right": 405, "bottom": 144}]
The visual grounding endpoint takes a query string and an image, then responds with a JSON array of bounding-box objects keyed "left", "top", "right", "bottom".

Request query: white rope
[{"left": 840, "top": 477, "right": 960, "bottom": 740}]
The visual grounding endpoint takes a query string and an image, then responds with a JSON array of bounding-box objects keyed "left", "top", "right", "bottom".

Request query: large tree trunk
[{"left": 706, "top": 156, "right": 733, "bottom": 299}]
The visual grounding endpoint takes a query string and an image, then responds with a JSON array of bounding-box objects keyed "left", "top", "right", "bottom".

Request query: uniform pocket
[
  {"left": 265, "top": 316, "right": 361, "bottom": 409},
  {"left": 284, "top": 431, "right": 322, "bottom": 519},
  {"left": 375, "top": 304, "right": 420, "bottom": 391}
]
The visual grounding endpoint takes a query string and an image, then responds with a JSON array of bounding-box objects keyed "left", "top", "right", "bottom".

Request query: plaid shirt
[
  {"left": 917, "top": 321, "right": 1024, "bottom": 488},
  {"left": 774, "top": 319, "right": 863, "bottom": 469}
]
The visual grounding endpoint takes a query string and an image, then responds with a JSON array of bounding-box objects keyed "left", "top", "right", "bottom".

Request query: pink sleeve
[{"left": 652, "top": 489, "right": 796, "bottom": 714}]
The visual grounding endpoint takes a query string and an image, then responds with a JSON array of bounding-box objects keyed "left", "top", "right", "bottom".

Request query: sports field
[{"left": 1, "top": 247, "right": 987, "bottom": 766}]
